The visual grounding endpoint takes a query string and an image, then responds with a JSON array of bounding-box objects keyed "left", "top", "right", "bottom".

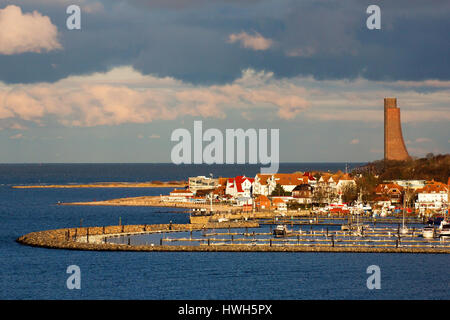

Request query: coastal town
[{"left": 164, "top": 171, "right": 449, "bottom": 218}]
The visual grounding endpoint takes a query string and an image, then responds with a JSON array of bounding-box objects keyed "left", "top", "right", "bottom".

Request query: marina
[{"left": 17, "top": 216, "right": 450, "bottom": 253}]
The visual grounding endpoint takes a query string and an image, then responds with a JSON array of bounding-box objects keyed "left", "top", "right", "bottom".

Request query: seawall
[{"left": 16, "top": 223, "right": 450, "bottom": 254}]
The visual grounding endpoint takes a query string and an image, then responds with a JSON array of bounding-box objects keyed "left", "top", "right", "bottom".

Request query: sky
[{"left": 0, "top": 0, "right": 449, "bottom": 163}]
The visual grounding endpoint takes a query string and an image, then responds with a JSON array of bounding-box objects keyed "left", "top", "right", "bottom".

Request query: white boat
[
  {"left": 399, "top": 225, "right": 409, "bottom": 235},
  {"left": 422, "top": 226, "right": 434, "bottom": 239},
  {"left": 439, "top": 220, "right": 450, "bottom": 238},
  {"left": 273, "top": 225, "right": 291, "bottom": 237}
]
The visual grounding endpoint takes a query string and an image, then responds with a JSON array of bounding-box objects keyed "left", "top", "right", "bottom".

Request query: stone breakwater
[{"left": 16, "top": 222, "right": 450, "bottom": 254}]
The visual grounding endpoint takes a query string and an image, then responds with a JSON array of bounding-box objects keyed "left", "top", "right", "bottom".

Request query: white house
[
  {"left": 415, "top": 181, "right": 448, "bottom": 211},
  {"left": 225, "top": 176, "right": 254, "bottom": 198}
]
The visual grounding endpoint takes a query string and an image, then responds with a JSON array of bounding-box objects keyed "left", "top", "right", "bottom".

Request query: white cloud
[
  {"left": 0, "top": 5, "right": 62, "bottom": 55},
  {"left": 0, "top": 66, "right": 309, "bottom": 127},
  {"left": 1, "top": 66, "right": 449, "bottom": 129},
  {"left": 227, "top": 31, "right": 273, "bottom": 51}
]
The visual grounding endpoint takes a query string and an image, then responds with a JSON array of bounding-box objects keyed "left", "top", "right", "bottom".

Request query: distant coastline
[{"left": 12, "top": 181, "right": 187, "bottom": 189}]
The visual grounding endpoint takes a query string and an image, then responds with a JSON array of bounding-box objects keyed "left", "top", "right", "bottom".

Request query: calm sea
[{"left": 0, "top": 163, "right": 448, "bottom": 300}]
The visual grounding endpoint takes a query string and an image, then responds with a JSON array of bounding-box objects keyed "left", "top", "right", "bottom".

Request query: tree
[
  {"left": 341, "top": 184, "right": 358, "bottom": 204},
  {"left": 271, "top": 183, "right": 290, "bottom": 196},
  {"left": 312, "top": 187, "right": 327, "bottom": 205}
]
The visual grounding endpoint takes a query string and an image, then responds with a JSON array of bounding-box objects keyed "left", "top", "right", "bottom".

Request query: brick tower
[{"left": 384, "top": 98, "right": 410, "bottom": 161}]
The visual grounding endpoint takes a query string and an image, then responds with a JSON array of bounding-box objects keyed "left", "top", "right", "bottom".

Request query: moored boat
[
  {"left": 422, "top": 226, "right": 434, "bottom": 239},
  {"left": 273, "top": 225, "right": 290, "bottom": 237},
  {"left": 438, "top": 220, "right": 450, "bottom": 238}
]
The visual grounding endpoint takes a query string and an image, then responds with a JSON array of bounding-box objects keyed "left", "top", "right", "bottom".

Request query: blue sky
[{"left": 0, "top": 0, "right": 449, "bottom": 163}]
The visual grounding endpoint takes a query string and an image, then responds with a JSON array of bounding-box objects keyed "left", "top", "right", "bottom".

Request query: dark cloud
[{"left": 0, "top": 0, "right": 449, "bottom": 85}]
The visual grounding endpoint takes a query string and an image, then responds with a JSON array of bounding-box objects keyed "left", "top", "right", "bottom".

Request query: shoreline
[{"left": 60, "top": 195, "right": 243, "bottom": 212}]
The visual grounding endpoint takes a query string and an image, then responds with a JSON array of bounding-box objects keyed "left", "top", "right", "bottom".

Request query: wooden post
[
  {"left": 86, "top": 227, "right": 89, "bottom": 243},
  {"left": 122, "top": 224, "right": 124, "bottom": 233},
  {"left": 102, "top": 226, "right": 105, "bottom": 234},
  {"left": 270, "top": 239, "right": 272, "bottom": 247},
  {"left": 160, "top": 238, "right": 163, "bottom": 246},
  {"left": 331, "top": 235, "right": 334, "bottom": 247},
  {"left": 208, "top": 238, "right": 210, "bottom": 246},
  {"left": 128, "top": 237, "right": 130, "bottom": 245}
]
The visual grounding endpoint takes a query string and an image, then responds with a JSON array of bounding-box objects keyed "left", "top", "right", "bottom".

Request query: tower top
[{"left": 384, "top": 98, "right": 397, "bottom": 109}]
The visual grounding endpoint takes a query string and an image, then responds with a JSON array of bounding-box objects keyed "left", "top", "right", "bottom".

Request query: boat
[
  {"left": 273, "top": 225, "right": 290, "bottom": 237},
  {"left": 422, "top": 225, "right": 434, "bottom": 239},
  {"left": 438, "top": 220, "right": 450, "bottom": 238},
  {"left": 399, "top": 225, "right": 409, "bottom": 235}
]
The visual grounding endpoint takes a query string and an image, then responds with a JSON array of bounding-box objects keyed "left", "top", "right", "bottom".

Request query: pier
[{"left": 16, "top": 221, "right": 450, "bottom": 254}]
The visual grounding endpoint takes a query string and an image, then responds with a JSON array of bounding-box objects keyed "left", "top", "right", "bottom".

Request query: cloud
[
  {"left": 0, "top": 5, "right": 62, "bottom": 55},
  {"left": 9, "top": 133, "right": 23, "bottom": 139},
  {"left": 1, "top": 66, "right": 450, "bottom": 129},
  {"left": 285, "top": 47, "right": 316, "bottom": 57},
  {"left": 0, "top": 66, "right": 310, "bottom": 127},
  {"left": 227, "top": 31, "right": 273, "bottom": 51},
  {"left": 149, "top": 134, "right": 160, "bottom": 139},
  {"left": 350, "top": 139, "right": 359, "bottom": 145},
  {"left": 414, "top": 137, "right": 432, "bottom": 143}
]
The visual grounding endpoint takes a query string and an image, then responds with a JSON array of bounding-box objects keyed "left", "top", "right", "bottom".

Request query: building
[
  {"left": 254, "top": 195, "right": 271, "bottom": 210},
  {"left": 272, "top": 197, "right": 287, "bottom": 211},
  {"left": 384, "top": 98, "right": 411, "bottom": 161},
  {"left": 167, "top": 189, "right": 194, "bottom": 202},
  {"left": 415, "top": 180, "right": 448, "bottom": 211},
  {"left": 253, "top": 174, "right": 272, "bottom": 196},
  {"left": 225, "top": 176, "right": 254, "bottom": 198},
  {"left": 389, "top": 180, "right": 426, "bottom": 190},
  {"left": 188, "top": 176, "right": 218, "bottom": 194},
  {"left": 292, "top": 184, "right": 314, "bottom": 204},
  {"left": 374, "top": 183, "right": 404, "bottom": 204},
  {"left": 267, "top": 173, "right": 306, "bottom": 194},
  {"left": 336, "top": 173, "right": 356, "bottom": 192}
]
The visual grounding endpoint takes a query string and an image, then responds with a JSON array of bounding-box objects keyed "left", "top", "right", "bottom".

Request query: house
[
  {"left": 253, "top": 174, "right": 272, "bottom": 196},
  {"left": 415, "top": 180, "right": 448, "bottom": 211},
  {"left": 225, "top": 176, "right": 254, "bottom": 198},
  {"left": 267, "top": 173, "right": 306, "bottom": 194},
  {"left": 336, "top": 173, "right": 356, "bottom": 192},
  {"left": 254, "top": 195, "right": 271, "bottom": 210},
  {"left": 374, "top": 183, "right": 404, "bottom": 204},
  {"left": 292, "top": 184, "right": 314, "bottom": 204},
  {"left": 272, "top": 197, "right": 287, "bottom": 211}
]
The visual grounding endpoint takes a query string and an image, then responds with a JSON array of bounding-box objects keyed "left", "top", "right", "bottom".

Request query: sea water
[{"left": 0, "top": 163, "right": 448, "bottom": 299}]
